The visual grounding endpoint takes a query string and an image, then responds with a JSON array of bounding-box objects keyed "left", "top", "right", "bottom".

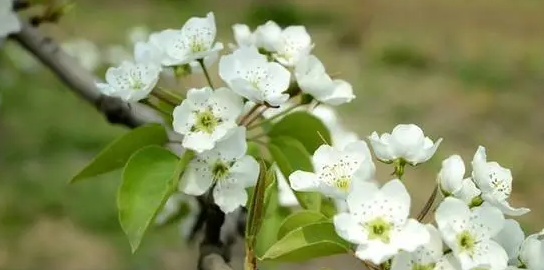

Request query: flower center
[
  {"left": 457, "top": 230, "right": 475, "bottom": 254},
  {"left": 411, "top": 263, "right": 436, "bottom": 270},
  {"left": 212, "top": 161, "right": 230, "bottom": 180},
  {"left": 364, "top": 217, "right": 393, "bottom": 243},
  {"left": 335, "top": 177, "right": 350, "bottom": 191},
  {"left": 131, "top": 79, "right": 145, "bottom": 91},
  {"left": 193, "top": 108, "right": 221, "bottom": 134},
  {"left": 319, "top": 158, "right": 359, "bottom": 193}
]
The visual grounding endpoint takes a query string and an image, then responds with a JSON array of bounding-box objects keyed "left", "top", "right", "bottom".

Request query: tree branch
[{"left": 10, "top": 20, "right": 234, "bottom": 270}]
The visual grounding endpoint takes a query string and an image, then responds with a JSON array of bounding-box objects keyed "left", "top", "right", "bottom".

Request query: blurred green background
[{"left": 1, "top": 0, "right": 544, "bottom": 269}]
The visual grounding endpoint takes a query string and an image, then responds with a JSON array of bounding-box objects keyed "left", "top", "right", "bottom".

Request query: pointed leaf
[
  {"left": 118, "top": 146, "right": 193, "bottom": 252},
  {"left": 260, "top": 221, "right": 350, "bottom": 262},
  {"left": 277, "top": 211, "right": 327, "bottom": 239},
  {"left": 269, "top": 111, "right": 332, "bottom": 153},
  {"left": 71, "top": 124, "right": 168, "bottom": 183}
]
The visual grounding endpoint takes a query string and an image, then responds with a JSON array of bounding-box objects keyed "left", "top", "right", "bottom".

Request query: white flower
[
  {"left": 179, "top": 127, "right": 259, "bottom": 213},
  {"left": 438, "top": 155, "right": 466, "bottom": 196},
  {"left": 519, "top": 230, "right": 544, "bottom": 270},
  {"left": 494, "top": 219, "right": 544, "bottom": 269},
  {"left": 435, "top": 197, "right": 508, "bottom": 270},
  {"left": 103, "top": 44, "right": 132, "bottom": 66},
  {"left": 334, "top": 179, "right": 430, "bottom": 264},
  {"left": 96, "top": 61, "right": 160, "bottom": 102},
  {"left": 232, "top": 23, "right": 256, "bottom": 47},
  {"left": 289, "top": 140, "right": 375, "bottom": 199},
  {"left": 472, "top": 146, "right": 530, "bottom": 216},
  {"left": 62, "top": 39, "right": 102, "bottom": 71},
  {"left": 272, "top": 26, "right": 313, "bottom": 67},
  {"left": 219, "top": 46, "right": 290, "bottom": 107},
  {"left": 368, "top": 124, "right": 443, "bottom": 165},
  {"left": 295, "top": 55, "right": 355, "bottom": 105},
  {"left": 391, "top": 224, "right": 443, "bottom": 270},
  {"left": 0, "top": 0, "right": 21, "bottom": 38},
  {"left": 172, "top": 87, "right": 243, "bottom": 153},
  {"left": 254, "top": 21, "right": 282, "bottom": 52},
  {"left": 162, "top": 12, "right": 223, "bottom": 66}
]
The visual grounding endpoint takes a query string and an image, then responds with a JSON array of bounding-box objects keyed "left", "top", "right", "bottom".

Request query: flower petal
[
  {"left": 213, "top": 183, "right": 248, "bottom": 213},
  {"left": 230, "top": 155, "right": 260, "bottom": 188},
  {"left": 493, "top": 219, "right": 525, "bottom": 261},
  {"left": 392, "top": 219, "right": 430, "bottom": 253},
  {"left": 180, "top": 159, "right": 213, "bottom": 195},
  {"left": 438, "top": 155, "right": 466, "bottom": 195},
  {"left": 288, "top": 171, "right": 319, "bottom": 192},
  {"left": 469, "top": 204, "right": 504, "bottom": 241},
  {"left": 355, "top": 241, "right": 399, "bottom": 264},
  {"left": 333, "top": 213, "right": 368, "bottom": 245}
]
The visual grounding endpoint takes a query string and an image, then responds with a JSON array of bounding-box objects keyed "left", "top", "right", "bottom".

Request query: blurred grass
[{"left": 1, "top": 0, "right": 544, "bottom": 269}]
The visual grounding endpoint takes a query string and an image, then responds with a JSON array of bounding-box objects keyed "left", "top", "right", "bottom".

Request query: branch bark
[{"left": 11, "top": 20, "right": 234, "bottom": 270}]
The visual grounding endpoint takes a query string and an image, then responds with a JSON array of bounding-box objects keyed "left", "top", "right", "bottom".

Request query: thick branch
[
  {"left": 10, "top": 20, "right": 234, "bottom": 270},
  {"left": 12, "top": 21, "right": 153, "bottom": 128}
]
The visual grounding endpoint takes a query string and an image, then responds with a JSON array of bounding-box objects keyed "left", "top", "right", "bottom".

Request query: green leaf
[
  {"left": 268, "top": 136, "right": 321, "bottom": 211},
  {"left": 260, "top": 221, "right": 351, "bottom": 262},
  {"left": 246, "top": 161, "right": 276, "bottom": 244},
  {"left": 118, "top": 146, "right": 193, "bottom": 252},
  {"left": 277, "top": 211, "right": 327, "bottom": 240},
  {"left": 269, "top": 111, "right": 332, "bottom": 153},
  {"left": 70, "top": 123, "right": 168, "bottom": 183}
]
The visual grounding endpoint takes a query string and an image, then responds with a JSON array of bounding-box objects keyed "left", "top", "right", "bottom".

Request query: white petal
[
  {"left": 345, "top": 140, "right": 376, "bottom": 184},
  {"left": 435, "top": 197, "right": 470, "bottom": 234},
  {"left": 262, "top": 62, "right": 291, "bottom": 106},
  {"left": 288, "top": 171, "right": 319, "bottom": 192},
  {"left": 452, "top": 178, "right": 482, "bottom": 204},
  {"left": 319, "top": 79, "right": 356, "bottom": 105},
  {"left": 519, "top": 232, "right": 544, "bottom": 269},
  {"left": 457, "top": 240, "right": 508, "bottom": 270},
  {"left": 389, "top": 124, "right": 426, "bottom": 162},
  {"left": 492, "top": 199, "right": 530, "bottom": 217},
  {"left": 438, "top": 155, "right": 466, "bottom": 195},
  {"left": 312, "top": 144, "right": 338, "bottom": 170},
  {"left": 180, "top": 159, "right": 213, "bottom": 195},
  {"left": 181, "top": 12, "right": 217, "bottom": 49},
  {"left": 182, "top": 131, "right": 215, "bottom": 153},
  {"left": 232, "top": 24, "right": 255, "bottom": 47},
  {"left": 414, "top": 224, "right": 444, "bottom": 263},
  {"left": 254, "top": 21, "right": 282, "bottom": 51},
  {"left": 368, "top": 132, "right": 395, "bottom": 162},
  {"left": 392, "top": 219, "right": 430, "bottom": 252},
  {"left": 333, "top": 213, "right": 368, "bottom": 245},
  {"left": 230, "top": 155, "right": 260, "bottom": 188},
  {"left": 435, "top": 254, "right": 463, "bottom": 270},
  {"left": 391, "top": 252, "right": 413, "bottom": 270},
  {"left": 469, "top": 205, "right": 504, "bottom": 241},
  {"left": 213, "top": 184, "right": 248, "bottom": 213},
  {"left": 207, "top": 126, "right": 247, "bottom": 160},
  {"left": 231, "top": 78, "right": 264, "bottom": 103},
  {"left": 186, "top": 87, "right": 213, "bottom": 107},
  {"left": 346, "top": 181, "right": 380, "bottom": 214},
  {"left": 172, "top": 102, "right": 196, "bottom": 135},
  {"left": 381, "top": 179, "right": 410, "bottom": 214},
  {"left": 471, "top": 146, "right": 489, "bottom": 188},
  {"left": 493, "top": 219, "right": 525, "bottom": 261},
  {"left": 355, "top": 241, "right": 399, "bottom": 264}
]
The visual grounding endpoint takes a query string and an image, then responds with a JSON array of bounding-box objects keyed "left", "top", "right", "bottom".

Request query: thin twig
[{"left": 417, "top": 184, "right": 438, "bottom": 222}]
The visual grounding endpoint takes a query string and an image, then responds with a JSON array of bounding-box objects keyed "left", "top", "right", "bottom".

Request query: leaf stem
[
  {"left": 151, "top": 87, "right": 182, "bottom": 107},
  {"left": 198, "top": 59, "right": 215, "bottom": 89}
]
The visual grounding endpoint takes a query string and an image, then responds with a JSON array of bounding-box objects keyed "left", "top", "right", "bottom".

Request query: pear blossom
[
  {"left": 391, "top": 224, "right": 444, "bottom": 270},
  {"left": 161, "top": 12, "right": 223, "bottom": 66},
  {"left": 62, "top": 39, "right": 102, "bottom": 71},
  {"left": 172, "top": 87, "right": 243, "bottom": 153},
  {"left": 438, "top": 155, "right": 466, "bottom": 196},
  {"left": 368, "top": 124, "right": 443, "bottom": 165},
  {"left": 435, "top": 197, "right": 508, "bottom": 270},
  {"left": 471, "top": 146, "right": 530, "bottom": 216},
  {"left": 272, "top": 26, "right": 313, "bottom": 66},
  {"left": 295, "top": 55, "right": 355, "bottom": 105},
  {"left": 289, "top": 140, "right": 375, "bottom": 199},
  {"left": 96, "top": 61, "right": 160, "bottom": 102},
  {"left": 219, "top": 46, "right": 290, "bottom": 106},
  {"left": 494, "top": 219, "right": 544, "bottom": 269},
  {"left": 333, "top": 179, "right": 430, "bottom": 264},
  {"left": 179, "top": 127, "right": 259, "bottom": 213},
  {"left": 0, "top": 0, "right": 21, "bottom": 38}
]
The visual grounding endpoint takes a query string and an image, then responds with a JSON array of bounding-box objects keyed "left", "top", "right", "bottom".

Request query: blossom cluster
[
  {"left": 288, "top": 123, "right": 541, "bottom": 270},
  {"left": 94, "top": 11, "right": 542, "bottom": 270},
  {"left": 96, "top": 12, "right": 354, "bottom": 213}
]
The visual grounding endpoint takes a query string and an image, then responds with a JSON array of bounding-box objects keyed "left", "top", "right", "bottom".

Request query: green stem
[
  {"left": 249, "top": 132, "right": 267, "bottom": 141},
  {"left": 239, "top": 104, "right": 261, "bottom": 125},
  {"left": 198, "top": 59, "right": 215, "bottom": 89},
  {"left": 151, "top": 87, "right": 181, "bottom": 107},
  {"left": 140, "top": 99, "right": 171, "bottom": 116},
  {"left": 247, "top": 103, "right": 303, "bottom": 130},
  {"left": 392, "top": 159, "right": 406, "bottom": 180}
]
